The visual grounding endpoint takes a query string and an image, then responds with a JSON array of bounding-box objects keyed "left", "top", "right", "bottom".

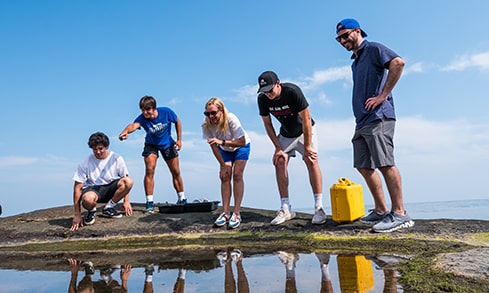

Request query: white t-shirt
[
  {"left": 202, "top": 112, "right": 250, "bottom": 152},
  {"left": 73, "top": 151, "right": 129, "bottom": 188}
]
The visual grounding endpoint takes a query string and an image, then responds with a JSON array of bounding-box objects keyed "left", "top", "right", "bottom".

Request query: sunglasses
[
  {"left": 204, "top": 110, "right": 219, "bottom": 117},
  {"left": 335, "top": 29, "right": 355, "bottom": 42}
]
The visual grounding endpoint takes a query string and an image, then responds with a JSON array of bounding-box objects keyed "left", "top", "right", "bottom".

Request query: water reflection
[
  {"left": 68, "top": 259, "right": 131, "bottom": 292},
  {"left": 217, "top": 249, "right": 249, "bottom": 293},
  {"left": 0, "top": 250, "right": 404, "bottom": 292},
  {"left": 267, "top": 251, "right": 333, "bottom": 293}
]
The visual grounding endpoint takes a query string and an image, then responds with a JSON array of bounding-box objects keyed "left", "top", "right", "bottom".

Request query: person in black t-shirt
[{"left": 257, "top": 71, "right": 326, "bottom": 226}]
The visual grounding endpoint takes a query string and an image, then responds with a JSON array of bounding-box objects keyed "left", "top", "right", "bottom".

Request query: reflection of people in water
[
  {"left": 173, "top": 268, "right": 186, "bottom": 293},
  {"left": 68, "top": 259, "right": 131, "bottom": 293},
  {"left": 143, "top": 264, "right": 154, "bottom": 293},
  {"left": 315, "top": 253, "right": 333, "bottom": 293},
  {"left": 275, "top": 251, "right": 333, "bottom": 293},
  {"left": 217, "top": 249, "right": 250, "bottom": 293},
  {"left": 97, "top": 264, "right": 131, "bottom": 292},
  {"left": 68, "top": 258, "right": 95, "bottom": 293},
  {"left": 276, "top": 251, "right": 298, "bottom": 293},
  {"left": 370, "top": 256, "right": 398, "bottom": 293},
  {"left": 142, "top": 264, "right": 186, "bottom": 293}
]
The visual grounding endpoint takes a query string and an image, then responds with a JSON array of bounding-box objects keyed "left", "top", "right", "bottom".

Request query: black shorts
[
  {"left": 81, "top": 179, "right": 120, "bottom": 203},
  {"left": 142, "top": 143, "right": 179, "bottom": 161}
]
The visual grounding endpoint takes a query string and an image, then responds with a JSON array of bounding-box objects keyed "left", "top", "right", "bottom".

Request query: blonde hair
[{"left": 204, "top": 97, "right": 229, "bottom": 134}]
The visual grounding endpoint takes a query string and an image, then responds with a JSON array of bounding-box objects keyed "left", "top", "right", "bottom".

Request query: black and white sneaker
[
  {"left": 83, "top": 210, "right": 96, "bottom": 225},
  {"left": 82, "top": 261, "right": 95, "bottom": 275},
  {"left": 102, "top": 207, "right": 123, "bottom": 219}
]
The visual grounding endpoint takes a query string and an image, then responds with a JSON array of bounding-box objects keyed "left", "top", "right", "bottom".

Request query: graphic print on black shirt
[{"left": 258, "top": 83, "right": 313, "bottom": 138}]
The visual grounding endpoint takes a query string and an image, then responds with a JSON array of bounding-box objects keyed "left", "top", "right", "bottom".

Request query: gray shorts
[
  {"left": 352, "top": 119, "right": 396, "bottom": 169},
  {"left": 279, "top": 125, "right": 319, "bottom": 157}
]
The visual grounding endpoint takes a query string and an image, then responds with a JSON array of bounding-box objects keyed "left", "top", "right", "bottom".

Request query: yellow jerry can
[
  {"left": 337, "top": 254, "right": 374, "bottom": 293},
  {"left": 330, "top": 178, "right": 365, "bottom": 223}
]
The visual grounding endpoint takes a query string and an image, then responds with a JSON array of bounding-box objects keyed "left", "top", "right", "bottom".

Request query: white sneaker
[
  {"left": 271, "top": 208, "right": 296, "bottom": 225},
  {"left": 312, "top": 207, "right": 327, "bottom": 225},
  {"left": 275, "top": 251, "right": 299, "bottom": 270},
  {"left": 216, "top": 251, "right": 227, "bottom": 266},
  {"left": 230, "top": 249, "right": 242, "bottom": 263},
  {"left": 228, "top": 213, "right": 241, "bottom": 229}
]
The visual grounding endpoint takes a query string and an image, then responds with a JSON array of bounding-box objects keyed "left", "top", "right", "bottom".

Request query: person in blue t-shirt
[
  {"left": 335, "top": 18, "right": 414, "bottom": 233},
  {"left": 119, "top": 96, "right": 187, "bottom": 213}
]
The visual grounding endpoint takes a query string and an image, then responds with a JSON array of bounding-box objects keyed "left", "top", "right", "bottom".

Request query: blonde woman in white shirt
[{"left": 202, "top": 97, "right": 251, "bottom": 229}]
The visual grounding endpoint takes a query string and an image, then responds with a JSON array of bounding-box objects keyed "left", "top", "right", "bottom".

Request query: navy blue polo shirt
[{"left": 351, "top": 40, "right": 400, "bottom": 129}]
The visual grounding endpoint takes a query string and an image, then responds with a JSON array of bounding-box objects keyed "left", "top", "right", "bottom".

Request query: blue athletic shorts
[{"left": 219, "top": 143, "right": 251, "bottom": 163}]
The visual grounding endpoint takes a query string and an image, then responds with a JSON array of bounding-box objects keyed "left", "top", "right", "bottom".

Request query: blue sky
[{"left": 1, "top": 1, "right": 488, "bottom": 217}]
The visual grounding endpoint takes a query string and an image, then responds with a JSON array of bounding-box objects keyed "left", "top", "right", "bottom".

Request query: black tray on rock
[{"left": 157, "top": 201, "right": 220, "bottom": 214}]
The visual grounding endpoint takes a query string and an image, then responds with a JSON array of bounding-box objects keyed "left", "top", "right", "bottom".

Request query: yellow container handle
[{"left": 338, "top": 177, "right": 353, "bottom": 186}]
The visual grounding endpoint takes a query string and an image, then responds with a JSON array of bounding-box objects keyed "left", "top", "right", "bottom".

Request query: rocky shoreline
[{"left": 0, "top": 204, "right": 488, "bottom": 291}]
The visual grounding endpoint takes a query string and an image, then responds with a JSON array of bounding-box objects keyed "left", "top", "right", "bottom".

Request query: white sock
[
  {"left": 321, "top": 263, "right": 331, "bottom": 281},
  {"left": 104, "top": 199, "right": 116, "bottom": 209},
  {"left": 177, "top": 192, "right": 186, "bottom": 200},
  {"left": 314, "top": 193, "right": 323, "bottom": 210},
  {"left": 178, "top": 268, "right": 186, "bottom": 279},
  {"left": 286, "top": 267, "right": 295, "bottom": 278},
  {"left": 280, "top": 198, "right": 290, "bottom": 212},
  {"left": 146, "top": 195, "right": 154, "bottom": 203}
]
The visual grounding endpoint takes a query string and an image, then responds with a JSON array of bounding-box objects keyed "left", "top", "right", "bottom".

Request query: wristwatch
[{"left": 221, "top": 139, "right": 226, "bottom": 146}]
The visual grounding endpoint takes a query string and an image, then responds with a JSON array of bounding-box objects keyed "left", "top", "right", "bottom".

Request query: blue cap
[{"left": 336, "top": 18, "right": 367, "bottom": 38}]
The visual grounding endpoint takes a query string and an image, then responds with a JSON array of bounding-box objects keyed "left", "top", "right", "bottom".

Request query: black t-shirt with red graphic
[{"left": 258, "top": 82, "right": 314, "bottom": 138}]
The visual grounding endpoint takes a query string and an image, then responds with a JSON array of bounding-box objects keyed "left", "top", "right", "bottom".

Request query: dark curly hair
[{"left": 88, "top": 132, "right": 110, "bottom": 148}]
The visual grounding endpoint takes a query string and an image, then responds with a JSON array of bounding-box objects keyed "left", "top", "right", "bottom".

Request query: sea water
[{"left": 296, "top": 198, "right": 489, "bottom": 220}]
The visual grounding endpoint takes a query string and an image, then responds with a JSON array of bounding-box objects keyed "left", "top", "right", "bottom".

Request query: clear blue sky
[{"left": 1, "top": 1, "right": 488, "bottom": 217}]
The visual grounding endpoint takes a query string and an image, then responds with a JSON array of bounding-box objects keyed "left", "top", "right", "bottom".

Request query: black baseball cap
[{"left": 257, "top": 71, "right": 279, "bottom": 93}]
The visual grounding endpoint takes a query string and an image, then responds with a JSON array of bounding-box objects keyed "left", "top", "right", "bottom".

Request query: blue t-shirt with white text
[{"left": 134, "top": 107, "right": 178, "bottom": 149}]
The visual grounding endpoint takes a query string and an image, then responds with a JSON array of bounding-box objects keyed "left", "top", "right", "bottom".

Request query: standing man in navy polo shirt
[{"left": 335, "top": 18, "right": 414, "bottom": 232}]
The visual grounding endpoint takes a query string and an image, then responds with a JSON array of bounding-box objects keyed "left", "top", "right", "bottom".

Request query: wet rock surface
[{"left": 0, "top": 204, "right": 488, "bottom": 281}]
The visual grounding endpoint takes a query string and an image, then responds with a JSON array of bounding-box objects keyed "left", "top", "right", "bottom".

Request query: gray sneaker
[
  {"left": 360, "top": 209, "right": 389, "bottom": 225},
  {"left": 372, "top": 211, "right": 415, "bottom": 233},
  {"left": 312, "top": 207, "right": 327, "bottom": 225}
]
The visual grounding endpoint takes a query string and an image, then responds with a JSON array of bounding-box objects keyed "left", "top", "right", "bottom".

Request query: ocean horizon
[
  {"left": 296, "top": 198, "right": 489, "bottom": 221},
  {"left": 0, "top": 198, "right": 487, "bottom": 221}
]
